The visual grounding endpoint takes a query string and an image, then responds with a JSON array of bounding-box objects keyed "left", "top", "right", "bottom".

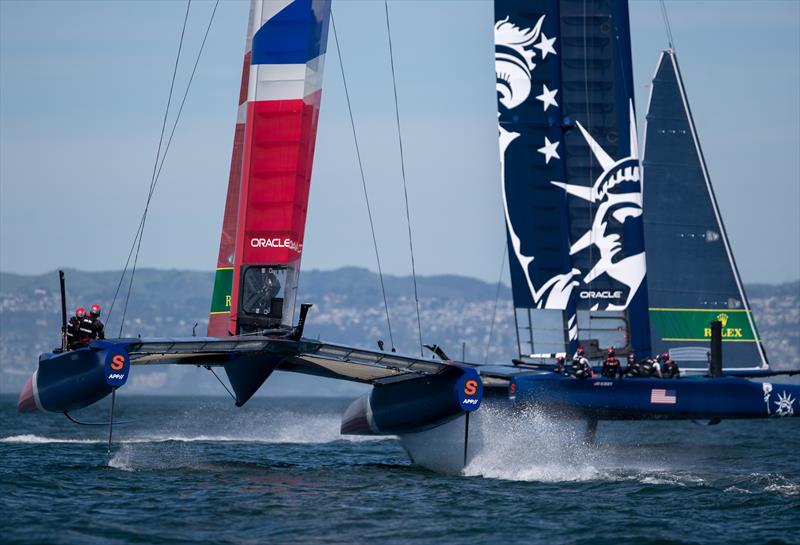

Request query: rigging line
[
  {"left": 484, "top": 244, "right": 507, "bottom": 365},
  {"left": 151, "top": 0, "right": 221, "bottom": 208},
  {"left": 330, "top": 12, "right": 395, "bottom": 350},
  {"left": 107, "top": 0, "right": 192, "bottom": 330},
  {"left": 659, "top": 0, "right": 675, "bottom": 51},
  {"left": 118, "top": 0, "right": 220, "bottom": 337},
  {"left": 384, "top": 0, "right": 423, "bottom": 357},
  {"left": 205, "top": 366, "right": 237, "bottom": 402}
]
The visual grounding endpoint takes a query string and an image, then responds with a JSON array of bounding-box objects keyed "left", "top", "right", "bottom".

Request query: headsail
[
  {"left": 208, "top": 0, "right": 331, "bottom": 335},
  {"left": 494, "top": 0, "right": 650, "bottom": 359},
  {"left": 642, "top": 50, "right": 768, "bottom": 369}
]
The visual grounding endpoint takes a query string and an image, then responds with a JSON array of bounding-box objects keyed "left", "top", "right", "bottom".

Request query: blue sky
[{"left": 1, "top": 0, "right": 798, "bottom": 284}]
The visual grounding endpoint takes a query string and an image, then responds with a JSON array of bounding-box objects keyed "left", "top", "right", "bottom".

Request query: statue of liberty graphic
[{"left": 495, "top": 14, "right": 646, "bottom": 311}]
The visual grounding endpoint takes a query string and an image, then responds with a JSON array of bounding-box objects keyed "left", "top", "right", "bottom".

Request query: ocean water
[{"left": 1, "top": 394, "right": 798, "bottom": 544}]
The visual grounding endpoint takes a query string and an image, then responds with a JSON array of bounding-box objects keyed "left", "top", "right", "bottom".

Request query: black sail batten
[{"left": 642, "top": 50, "right": 768, "bottom": 370}]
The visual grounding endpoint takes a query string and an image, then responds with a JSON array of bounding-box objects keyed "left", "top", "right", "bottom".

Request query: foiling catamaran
[{"left": 18, "top": 0, "right": 798, "bottom": 474}]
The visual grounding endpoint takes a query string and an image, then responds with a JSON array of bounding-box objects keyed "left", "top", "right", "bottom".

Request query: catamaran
[{"left": 18, "top": 0, "right": 798, "bottom": 474}]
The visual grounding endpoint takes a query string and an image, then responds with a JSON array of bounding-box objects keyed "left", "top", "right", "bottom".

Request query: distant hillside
[{"left": 0, "top": 269, "right": 797, "bottom": 394}]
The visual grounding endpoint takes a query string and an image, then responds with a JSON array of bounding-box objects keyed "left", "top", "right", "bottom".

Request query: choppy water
[{"left": 1, "top": 394, "right": 798, "bottom": 544}]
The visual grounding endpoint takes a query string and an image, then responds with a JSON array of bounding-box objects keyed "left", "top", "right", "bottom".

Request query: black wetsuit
[
  {"left": 572, "top": 357, "right": 592, "bottom": 379},
  {"left": 65, "top": 316, "right": 81, "bottom": 349},
  {"left": 644, "top": 359, "right": 663, "bottom": 378},
  {"left": 623, "top": 354, "right": 640, "bottom": 377},
  {"left": 663, "top": 359, "right": 680, "bottom": 379},
  {"left": 78, "top": 315, "right": 105, "bottom": 343},
  {"left": 602, "top": 357, "right": 622, "bottom": 378},
  {"left": 91, "top": 317, "right": 105, "bottom": 340}
]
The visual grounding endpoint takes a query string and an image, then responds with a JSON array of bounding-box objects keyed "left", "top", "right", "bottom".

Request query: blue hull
[{"left": 508, "top": 375, "right": 799, "bottom": 420}]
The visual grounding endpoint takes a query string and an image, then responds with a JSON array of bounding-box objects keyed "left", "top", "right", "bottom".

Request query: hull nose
[{"left": 17, "top": 374, "right": 39, "bottom": 413}]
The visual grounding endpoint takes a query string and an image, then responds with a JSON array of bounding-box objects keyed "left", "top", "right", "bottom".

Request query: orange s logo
[
  {"left": 464, "top": 379, "right": 478, "bottom": 396},
  {"left": 111, "top": 354, "right": 126, "bottom": 371}
]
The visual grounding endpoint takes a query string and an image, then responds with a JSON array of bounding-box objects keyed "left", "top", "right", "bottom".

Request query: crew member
[
  {"left": 87, "top": 304, "right": 105, "bottom": 340},
  {"left": 624, "top": 352, "right": 641, "bottom": 377},
  {"left": 66, "top": 307, "right": 85, "bottom": 350},
  {"left": 571, "top": 348, "right": 592, "bottom": 379},
  {"left": 649, "top": 354, "right": 664, "bottom": 379},
  {"left": 79, "top": 304, "right": 105, "bottom": 343},
  {"left": 554, "top": 355, "right": 568, "bottom": 376},
  {"left": 661, "top": 352, "right": 680, "bottom": 379},
  {"left": 601, "top": 347, "right": 622, "bottom": 379}
]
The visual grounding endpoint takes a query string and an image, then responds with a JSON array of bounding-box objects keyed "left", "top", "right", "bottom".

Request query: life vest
[
  {"left": 663, "top": 360, "right": 680, "bottom": 378},
  {"left": 78, "top": 316, "right": 97, "bottom": 341},
  {"left": 66, "top": 316, "right": 80, "bottom": 342},
  {"left": 602, "top": 357, "right": 620, "bottom": 377}
]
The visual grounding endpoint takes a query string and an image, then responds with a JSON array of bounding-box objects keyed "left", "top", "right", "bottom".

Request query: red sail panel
[{"left": 208, "top": 51, "right": 251, "bottom": 336}]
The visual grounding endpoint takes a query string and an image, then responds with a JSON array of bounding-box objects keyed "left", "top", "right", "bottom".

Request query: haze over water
[{"left": 2, "top": 395, "right": 798, "bottom": 544}]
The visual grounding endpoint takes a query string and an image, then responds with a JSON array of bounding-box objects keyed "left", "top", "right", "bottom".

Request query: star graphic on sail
[
  {"left": 536, "top": 84, "right": 558, "bottom": 111},
  {"left": 535, "top": 32, "right": 557, "bottom": 59},
  {"left": 495, "top": 13, "right": 579, "bottom": 310},
  {"left": 538, "top": 137, "right": 560, "bottom": 164}
]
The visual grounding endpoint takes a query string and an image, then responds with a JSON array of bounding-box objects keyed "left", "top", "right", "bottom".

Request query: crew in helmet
[
  {"left": 624, "top": 352, "right": 642, "bottom": 377},
  {"left": 571, "top": 347, "right": 592, "bottom": 379},
  {"left": 88, "top": 304, "right": 105, "bottom": 340},
  {"left": 554, "top": 355, "right": 568, "bottom": 376},
  {"left": 66, "top": 307, "right": 85, "bottom": 350},
  {"left": 661, "top": 352, "right": 680, "bottom": 379},
  {"left": 601, "top": 347, "right": 622, "bottom": 379},
  {"left": 79, "top": 304, "right": 105, "bottom": 343},
  {"left": 649, "top": 353, "right": 665, "bottom": 379}
]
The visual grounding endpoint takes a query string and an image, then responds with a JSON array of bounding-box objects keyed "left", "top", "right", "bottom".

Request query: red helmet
[
  {"left": 576, "top": 347, "right": 585, "bottom": 356},
  {"left": 607, "top": 347, "right": 616, "bottom": 356},
  {"left": 90, "top": 304, "right": 101, "bottom": 316},
  {"left": 75, "top": 307, "right": 86, "bottom": 318}
]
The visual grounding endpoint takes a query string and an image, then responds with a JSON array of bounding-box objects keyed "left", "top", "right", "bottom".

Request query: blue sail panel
[
  {"left": 642, "top": 50, "right": 767, "bottom": 369},
  {"left": 495, "top": 0, "right": 650, "bottom": 358}
]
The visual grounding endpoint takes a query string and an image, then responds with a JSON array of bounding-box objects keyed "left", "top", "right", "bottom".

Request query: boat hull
[
  {"left": 507, "top": 375, "right": 799, "bottom": 420},
  {"left": 18, "top": 346, "right": 113, "bottom": 413}
]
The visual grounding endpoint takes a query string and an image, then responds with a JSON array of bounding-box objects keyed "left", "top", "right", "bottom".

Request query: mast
[
  {"left": 208, "top": 0, "right": 331, "bottom": 335},
  {"left": 642, "top": 49, "right": 768, "bottom": 369},
  {"left": 494, "top": 0, "right": 650, "bottom": 359}
]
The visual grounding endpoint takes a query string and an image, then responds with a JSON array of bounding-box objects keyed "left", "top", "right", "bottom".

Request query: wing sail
[
  {"left": 208, "top": 0, "right": 331, "bottom": 336},
  {"left": 642, "top": 50, "right": 768, "bottom": 370},
  {"left": 494, "top": 0, "right": 651, "bottom": 361}
]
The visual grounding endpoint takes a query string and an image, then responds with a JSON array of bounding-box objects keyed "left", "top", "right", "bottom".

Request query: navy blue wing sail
[{"left": 494, "top": 0, "right": 650, "bottom": 360}]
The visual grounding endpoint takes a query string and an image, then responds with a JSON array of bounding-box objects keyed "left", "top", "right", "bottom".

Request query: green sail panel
[
  {"left": 649, "top": 309, "right": 758, "bottom": 343},
  {"left": 210, "top": 268, "right": 234, "bottom": 315}
]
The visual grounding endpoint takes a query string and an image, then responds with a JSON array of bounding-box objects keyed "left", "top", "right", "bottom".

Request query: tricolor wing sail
[
  {"left": 642, "top": 50, "right": 767, "bottom": 369},
  {"left": 494, "top": 0, "right": 650, "bottom": 359},
  {"left": 209, "top": 0, "right": 331, "bottom": 335}
]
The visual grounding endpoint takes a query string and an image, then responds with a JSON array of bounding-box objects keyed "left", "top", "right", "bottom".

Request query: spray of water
[{"left": 464, "top": 404, "right": 606, "bottom": 481}]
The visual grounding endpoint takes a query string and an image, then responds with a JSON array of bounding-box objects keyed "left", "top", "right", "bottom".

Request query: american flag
[{"left": 650, "top": 389, "right": 677, "bottom": 404}]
